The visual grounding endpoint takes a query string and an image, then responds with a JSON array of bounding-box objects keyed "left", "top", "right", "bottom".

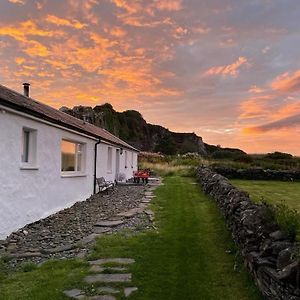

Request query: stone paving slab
[
  {"left": 89, "top": 296, "right": 116, "bottom": 300},
  {"left": 144, "top": 192, "right": 153, "bottom": 196},
  {"left": 117, "top": 208, "right": 140, "bottom": 218},
  {"left": 141, "top": 198, "right": 151, "bottom": 203},
  {"left": 89, "top": 258, "right": 135, "bottom": 265},
  {"left": 79, "top": 233, "right": 100, "bottom": 245},
  {"left": 63, "top": 288, "right": 85, "bottom": 298},
  {"left": 93, "top": 227, "right": 112, "bottom": 234},
  {"left": 84, "top": 273, "right": 132, "bottom": 283},
  {"left": 97, "top": 287, "right": 120, "bottom": 294},
  {"left": 124, "top": 287, "right": 138, "bottom": 297},
  {"left": 89, "top": 265, "right": 105, "bottom": 273},
  {"left": 94, "top": 220, "right": 124, "bottom": 227}
]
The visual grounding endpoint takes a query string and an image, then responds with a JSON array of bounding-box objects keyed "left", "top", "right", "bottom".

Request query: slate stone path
[
  {"left": 63, "top": 178, "right": 161, "bottom": 299},
  {"left": 1, "top": 178, "right": 161, "bottom": 267}
]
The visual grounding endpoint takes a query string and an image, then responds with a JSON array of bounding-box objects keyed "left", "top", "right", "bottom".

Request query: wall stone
[{"left": 197, "top": 166, "right": 300, "bottom": 300}]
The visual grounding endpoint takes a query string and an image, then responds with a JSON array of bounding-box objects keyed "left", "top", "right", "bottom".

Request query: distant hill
[{"left": 60, "top": 103, "right": 244, "bottom": 156}]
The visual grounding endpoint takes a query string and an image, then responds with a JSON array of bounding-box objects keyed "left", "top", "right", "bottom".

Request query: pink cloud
[
  {"left": 272, "top": 70, "right": 300, "bottom": 93},
  {"left": 205, "top": 57, "right": 248, "bottom": 77}
]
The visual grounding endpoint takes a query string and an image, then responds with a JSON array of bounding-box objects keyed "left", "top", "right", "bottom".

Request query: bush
[
  {"left": 274, "top": 202, "right": 300, "bottom": 240},
  {"left": 233, "top": 154, "right": 253, "bottom": 164},
  {"left": 211, "top": 150, "right": 235, "bottom": 159},
  {"left": 265, "top": 152, "right": 293, "bottom": 160}
]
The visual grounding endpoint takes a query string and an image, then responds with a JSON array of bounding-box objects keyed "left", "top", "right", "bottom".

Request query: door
[{"left": 115, "top": 149, "right": 120, "bottom": 181}]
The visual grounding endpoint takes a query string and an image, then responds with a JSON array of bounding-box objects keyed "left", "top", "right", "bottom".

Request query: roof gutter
[{"left": 93, "top": 139, "right": 101, "bottom": 194}]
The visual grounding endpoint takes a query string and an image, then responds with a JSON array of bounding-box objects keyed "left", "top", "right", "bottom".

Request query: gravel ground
[{"left": 0, "top": 183, "right": 156, "bottom": 267}]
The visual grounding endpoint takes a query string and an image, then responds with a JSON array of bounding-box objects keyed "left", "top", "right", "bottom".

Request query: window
[
  {"left": 61, "top": 140, "right": 85, "bottom": 172},
  {"left": 107, "top": 147, "right": 112, "bottom": 172},
  {"left": 125, "top": 150, "right": 128, "bottom": 168},
  {"left": 21, "top": 127, "right": 37, "bottom": 167},
  {"left": 131, "top": 152, "right": 134, "bottom": 168}
]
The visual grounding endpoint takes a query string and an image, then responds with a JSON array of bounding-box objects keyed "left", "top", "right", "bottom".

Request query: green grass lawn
[
  {"left": 231, "top": 179, "right": 300, "bottom": 211},
  {"left": 0, "top": 176, "right": 262, "bottom": 300}
]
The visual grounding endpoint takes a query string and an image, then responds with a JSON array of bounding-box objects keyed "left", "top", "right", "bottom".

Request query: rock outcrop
[{"left": 60, "top": 104, "right": 207, "bottom": 155}]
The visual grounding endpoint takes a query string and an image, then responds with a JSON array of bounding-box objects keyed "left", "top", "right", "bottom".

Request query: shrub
[
  {"left": 274, "top": 202, "right": 300, "bottom": 240},
  {"left": 233, "top": 154, "right": 253, "bottom": 164},
  {"left": 265, "top": 151, "right": 293, "bottom": 160}
]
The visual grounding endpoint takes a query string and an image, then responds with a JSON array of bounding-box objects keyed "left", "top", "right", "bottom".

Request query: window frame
[
  {"left": 61, "top": 139, "right": 86, "bottom": 177},
  {"left": 20, "top": 127, "right": 38, "bottom": 170}
]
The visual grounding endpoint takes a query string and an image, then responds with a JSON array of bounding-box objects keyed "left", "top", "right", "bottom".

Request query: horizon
[{"left": 1, "top": 1, "right": 300, "bottom": 155}]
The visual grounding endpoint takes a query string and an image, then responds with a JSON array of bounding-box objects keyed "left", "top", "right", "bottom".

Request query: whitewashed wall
[
  {"left": 95, "top": 143, "right": 138, "bottom": 188},
  {"left": 0, "top": 111, "right": 95, "bottom": 239},
  {"left": 0, "top": 109, "right": 138, "bottom": 239}
]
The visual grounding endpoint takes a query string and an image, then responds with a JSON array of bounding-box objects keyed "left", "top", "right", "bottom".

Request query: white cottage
[{"left": 0, "top": 84, "right": 139, "bottom": 239}]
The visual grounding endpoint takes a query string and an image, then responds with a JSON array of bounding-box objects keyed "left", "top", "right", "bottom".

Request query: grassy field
[
  {"left": 0, "top": 176, "right": 262, "bottom": 299},
  {"left": 231, "top": 180, "right": 300, "bottom": 211}
]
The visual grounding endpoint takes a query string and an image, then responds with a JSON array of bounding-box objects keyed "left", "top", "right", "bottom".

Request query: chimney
[{"left": 23, "top": 82, "right": 30, "bottom": 97}]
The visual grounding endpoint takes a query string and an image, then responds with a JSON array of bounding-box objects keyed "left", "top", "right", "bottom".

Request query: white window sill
[
  {"left": 107, "top": 171, "right": 112, "bottom": 174},
  {"left": 61, "top": 172, "right": 87, "bottom": 178},
  {"left": 20, "top": 164, "right": 39, "bottom": 170}
]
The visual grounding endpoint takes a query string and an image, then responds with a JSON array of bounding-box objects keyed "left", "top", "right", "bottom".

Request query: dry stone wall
[
  {"left": 197, "top": 167, "right": 300, "bottom": 300},
  {"left": 213, "top": 166, "right": 300, "bottom": 181}
]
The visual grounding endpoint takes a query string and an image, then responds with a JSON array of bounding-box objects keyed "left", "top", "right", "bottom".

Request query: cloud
[
  {"left": 155, "top": 0, "right": 183, "bottom": 11},
  {"left": 272, "top": 70, "right": 300, "bottom": 93},
  {"left": 205, "top": 57, "right": 248, "bottom": 77},
  {"left": 248, "top": 85, "right": 264, "bottom": 94},
  {"left": 45, "top": 15, "right": 86, "bottom": 29},
  {"left": 262, "top": 46, "right": 270, "bottom": 54},
  {"left": 8, "top": 0, "right": 25, "bottom": 5},
  {"left": 0, "top": 20, "right": 57, "bottom": 42},
  {"left": 14, "top": 57, "right": 25, "bottom": 65},
  {"left": 239, "top": 95, "right": 271, "bottom": 120},
  {"left": 244, "top": 113, "right": 300, "bottom": 134}
]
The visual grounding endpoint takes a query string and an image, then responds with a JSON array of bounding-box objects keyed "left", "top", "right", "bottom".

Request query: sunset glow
[{"left": 1, "top": 0, "right": 300, "bottom": 154}]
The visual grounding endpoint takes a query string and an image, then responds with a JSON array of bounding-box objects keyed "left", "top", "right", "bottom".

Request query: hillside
[{"left": 60, "top": 104, "right": 242, "bottom": 155}]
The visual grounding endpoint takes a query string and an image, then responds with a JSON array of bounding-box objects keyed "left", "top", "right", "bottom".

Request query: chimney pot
[{"left": 23, "top": 82, "right": 30, "bottom": 97}]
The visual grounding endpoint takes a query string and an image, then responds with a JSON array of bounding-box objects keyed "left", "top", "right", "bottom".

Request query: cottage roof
[{"left": 0, "top": 84, "right": 138, "bottom": 152}]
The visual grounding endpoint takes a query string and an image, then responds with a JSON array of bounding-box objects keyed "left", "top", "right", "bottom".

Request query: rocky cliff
[{"left": 60, "top": 103, "right": 207, "bottom": 155}]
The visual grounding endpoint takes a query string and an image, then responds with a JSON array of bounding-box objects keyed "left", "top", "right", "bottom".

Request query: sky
[{"left": 1, "top": 0, "right": 300, "bottom": 155}]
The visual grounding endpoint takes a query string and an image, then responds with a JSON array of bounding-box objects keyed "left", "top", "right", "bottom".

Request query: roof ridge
[{"left": 0, "top": 84, "right": 138, "bottom": 152}]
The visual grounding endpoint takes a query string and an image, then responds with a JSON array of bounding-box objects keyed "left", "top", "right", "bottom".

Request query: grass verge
[{"left": 0, "top": 176, "right": 262, "bottom": 299}]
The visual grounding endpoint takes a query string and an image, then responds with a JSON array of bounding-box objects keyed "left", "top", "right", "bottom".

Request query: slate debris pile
[
  {"left": 1, "top": 184, "right": 154, "bottom": 266},
  {"left": 197, "top": 167, "right": 300, "bottom": 300}
]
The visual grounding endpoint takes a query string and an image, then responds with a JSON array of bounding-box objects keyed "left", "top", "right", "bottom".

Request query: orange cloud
[
  {"left": 0, "top": 20, "right": 57, "bottom": 42},
  {"left": 45, "top": 15, "right": 86, "bottom": 29},
  {"left": 243, "top": 113, "right": 300, "bottom": 134},
  {"left": 248, "top": 85, "right": 264, "bottom": 94},
  {"left": 239, "top": 95, "right": 271, "bottom": 120},
  {"left": 8, "top": 0, "right": 25, "bottom": 4},
  {"left": 15, "top": 57, "right": 25, "bottom": 65},
  {"left": 272, "top": 70, "right": 300, "bottom": 93},
  {"left": 205, "top": 56, "right": 248, "bottom": 77},
  {"left": 155, "top": 0, "right": 183, "bottom": 11},
  {"left": 111, "top": 0, "right": 141, "bottom": 14},
  {"left": 25, "top": 40, "right": 49, "bottom": 57},
  {"left": 110, "top": 26, "right": 127, "bottom": 37}
]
